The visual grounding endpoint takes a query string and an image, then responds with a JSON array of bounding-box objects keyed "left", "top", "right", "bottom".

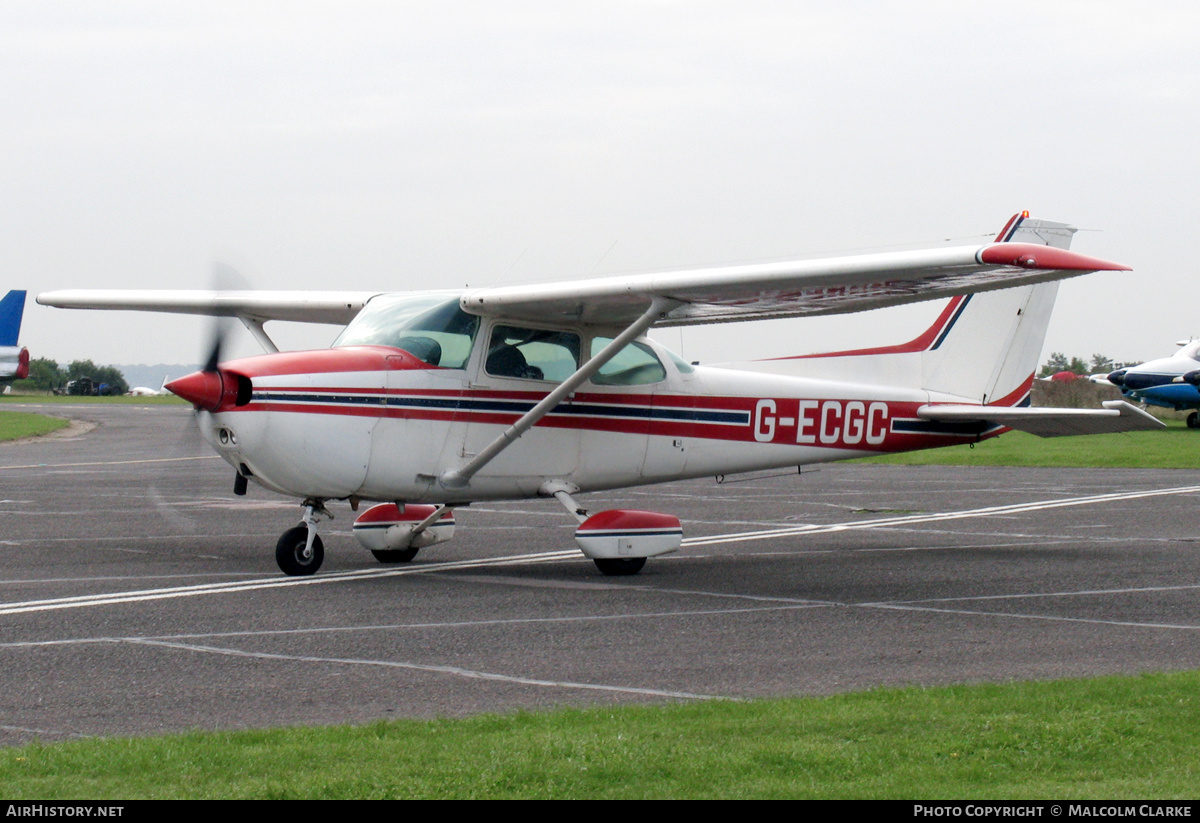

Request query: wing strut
[
  {"left": 440, "top": 296, "right": 680, "bottom": 488},
  {"left": 239, "top": 317, "right": 279, "bottom": 353}
]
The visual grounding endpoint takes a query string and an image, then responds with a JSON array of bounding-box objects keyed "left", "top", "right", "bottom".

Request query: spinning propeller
[
  {"left": 161, "top": 265, "right": 254, "bottom": 496},
  {"left": 165, "top": 265, "right": 247, "bottom": 411}
]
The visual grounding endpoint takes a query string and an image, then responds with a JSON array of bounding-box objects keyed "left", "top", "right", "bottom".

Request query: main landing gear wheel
[
  {"left": 371, "top": 547, "right": 419, "bottom": 564},
  {"left": 593, "top": 557, "right": 646, "bottom": 576},
  {"left": 276, "top": 525, "right": 324, "bottom": 576},
  {"left": 1188, "top": 412, "right": 1199, "bottom": 429}
]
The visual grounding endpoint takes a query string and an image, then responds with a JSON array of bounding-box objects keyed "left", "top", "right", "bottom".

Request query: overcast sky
[{"left": 4, "top": 1, "right": 1197, "bottom": 368}]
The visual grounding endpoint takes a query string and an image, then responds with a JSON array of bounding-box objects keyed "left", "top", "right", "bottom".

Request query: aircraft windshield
[{"left": 334, "top": 294, "right": 479, "bottom": 369}]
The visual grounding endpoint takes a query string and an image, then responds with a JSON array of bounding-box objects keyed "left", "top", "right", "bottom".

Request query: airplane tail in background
[
  {"left": 738, "top": 214, "right": 1074, "bottom": 406},
  {"left": 0, "top": 290, "right": 26, "bottom": 347},
  {"left": 0, "top": 290, "right": 29, "bottom": 381}
]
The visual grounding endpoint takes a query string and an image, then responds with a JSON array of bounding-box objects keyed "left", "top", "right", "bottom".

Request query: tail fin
[
  {"left": 918, "top": 215, "right": 1072, "bottom": 404},
  {"left": 736, "top": 214, "right": 1074, "bottom": 406},
  {"left": 0, "top": 291, "right": 25, "bottom": 347}
]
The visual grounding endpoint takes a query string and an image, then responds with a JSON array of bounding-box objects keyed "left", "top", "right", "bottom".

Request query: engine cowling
[
  {"left": 573, "top": 510, "right": 682, "bottom": 560},
  {"left": 353, "top": 503, "right": 456, "bottom": 552}
]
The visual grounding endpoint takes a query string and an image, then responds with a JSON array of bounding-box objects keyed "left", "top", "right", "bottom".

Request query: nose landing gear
[{"left": 275, "top": 500, "right": 332, "bottom": 576}]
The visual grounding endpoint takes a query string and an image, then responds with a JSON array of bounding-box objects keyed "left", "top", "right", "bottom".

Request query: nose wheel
[
  {"left": 276, "top": 525, "right": 325, "bottom": 576},
  {"left": 275, "top": 499, "right": 331, "bottom": 576}
]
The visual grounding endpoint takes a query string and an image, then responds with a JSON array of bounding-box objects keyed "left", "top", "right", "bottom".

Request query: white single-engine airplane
[{"left": 39, "top": 213, "right": 1161, "bottom": 577}]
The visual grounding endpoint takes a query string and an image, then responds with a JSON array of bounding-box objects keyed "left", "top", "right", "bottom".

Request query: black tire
[
  {"left": 371, "top": 547, "right": 419, "bottom": 564},
  {"left": 593, "top": 557, "right": 646, "bottom": 576},
  {"left": 276, "top": 525, "right": 324, "bottom": 576},
  {"left": 1188, "top": 412, "right": 1199, "bottom": 429}
]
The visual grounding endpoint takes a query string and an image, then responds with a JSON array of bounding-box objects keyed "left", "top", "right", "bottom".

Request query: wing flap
[
  {"left": 36, "top": 290, "right": 381, "bottom": 325},
  {"left": 917, "top": 400, "right": 1163, "bottom": 438},
  {"left": 463, "top": 242, "right": 1130, "bottom": 328}
]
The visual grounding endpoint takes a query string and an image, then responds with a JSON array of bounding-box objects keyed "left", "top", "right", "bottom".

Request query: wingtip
[{"left": 977, "top": 243, "right": 1130, "bottom": 272}]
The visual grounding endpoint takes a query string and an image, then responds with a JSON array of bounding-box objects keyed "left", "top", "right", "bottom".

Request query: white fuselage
[{"left": 196, "top": 335, "right": 1008, "bottom": 505}]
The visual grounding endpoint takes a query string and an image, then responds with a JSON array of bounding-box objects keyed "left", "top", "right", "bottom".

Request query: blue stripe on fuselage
[{"left": 250, "top": 391, "right": 752, "bottom": 425}]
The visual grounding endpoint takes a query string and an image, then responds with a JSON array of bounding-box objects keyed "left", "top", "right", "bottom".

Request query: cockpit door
[{"left": 457, "top": 323, "right": 581, "bottom": 489}]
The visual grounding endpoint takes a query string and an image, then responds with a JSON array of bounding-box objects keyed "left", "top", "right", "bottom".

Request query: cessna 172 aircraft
[
  {"left": 38, "top": 213, "right": 1161, "bottom": 577},
  {"left": 1105, "top": 342, "right": 1200, "bottom": 428},
  {"left": 0, "top": 290, "right": 30, "bottom": 385}
]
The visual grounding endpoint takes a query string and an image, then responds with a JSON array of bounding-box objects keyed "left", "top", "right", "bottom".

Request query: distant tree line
[
  {"left": 12, "top": 358, "right": 129, "bottom": 395},
  {"left": 1038, "top": 353, "right": 1139, "bottom": 378}
]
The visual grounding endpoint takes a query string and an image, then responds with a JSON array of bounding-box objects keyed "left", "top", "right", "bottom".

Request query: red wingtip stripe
[{"left": 978, "top": 244, "right": 1130, "bottom": 272}]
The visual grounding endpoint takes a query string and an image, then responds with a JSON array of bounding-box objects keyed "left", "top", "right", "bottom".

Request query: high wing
[
  {"left": 462, "top": 242, "right": 1128, "bottom": 328},
  {"left": 35, "top": 290, "right": 380, "bottom": 325},
  {"left": 918, "top": 400, "right": 1163, "bottom": 437},
  {"left": 38, "top": 240, "right": 1125, "bottom": 330}
]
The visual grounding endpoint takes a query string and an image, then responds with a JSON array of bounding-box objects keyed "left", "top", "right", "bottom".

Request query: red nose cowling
[{"left": 166, "top": 370, "right": 229, "bottom": 411}]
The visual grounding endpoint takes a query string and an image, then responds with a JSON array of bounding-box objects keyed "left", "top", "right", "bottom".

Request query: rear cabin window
[
  {"left": 589, "top": 338, "right": 667, "bottom": 386},
  {"left": 486, "top": 325, "right": 580, "bottom": 382}
]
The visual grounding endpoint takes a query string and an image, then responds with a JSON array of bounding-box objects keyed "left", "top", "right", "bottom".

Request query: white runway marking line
[
  {"left": 859, "top": 582, "right": 1200, "bottom": 631},
  {"left": 863, "top": 602, "right": 1200, "bottom": 632},
  {"left": 0, "top": 603, "right": 837, "bottom": 651},
  {"left": 0, "top": 551, "right": 582, "bottom": 615},
  {"left": 123, "top": 637, "right": 724, "bottom": 701},
  {"left": 681, "top": 483, "right": 1200, "bottom": 547}
]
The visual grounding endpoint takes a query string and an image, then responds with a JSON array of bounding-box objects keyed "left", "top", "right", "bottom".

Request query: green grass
[
  {"left": 0, "top": 410, "right": 69, "bottom": 441},
  {"left": 1, "top": 672, "right": 1198, "bottom": 799},
  {"left": 0, "top": 393, "right": 185, "bottom": 405},
  {"left": 854, "top": 421, "right": 1200, "bottom": 469}
]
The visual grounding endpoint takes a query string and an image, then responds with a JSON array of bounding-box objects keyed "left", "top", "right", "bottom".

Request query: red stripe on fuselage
[{"left": 232, "top": 390, "right": 1005, "bottom": 453}]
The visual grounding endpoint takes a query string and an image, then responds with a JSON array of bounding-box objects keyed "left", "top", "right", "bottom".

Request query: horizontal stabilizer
[{"left": 917, "top": 400, "right": 1164, "bottom": 438}]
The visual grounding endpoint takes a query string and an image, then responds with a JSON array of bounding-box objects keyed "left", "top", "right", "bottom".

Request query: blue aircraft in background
[
  {"left": 1106, "top": 339, "right": 1200, "bottom": 428},
  {"left": 0, "top": 290, "right": 29, "bottom": 384}
]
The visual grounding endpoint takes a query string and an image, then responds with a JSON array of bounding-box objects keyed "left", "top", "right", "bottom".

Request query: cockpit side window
[
  {"left": 486, "top": 325, "right": 580, "bottom": 382},
  {"left": 589, "top": 337, "right": 667, "bottom": 386},
  {"left": 333, "top": 295, "right": 479, "bottom": 368}
]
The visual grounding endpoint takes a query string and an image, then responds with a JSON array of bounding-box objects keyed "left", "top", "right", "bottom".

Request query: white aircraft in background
[
  {"left": 1104, "top": 341, "right": 1200, "bottom": 428},
  {"left": 38, "top": 212, "right": 1160, "bottom": 577},
  {"left": 128, "top": 377, "right": 170, "bottom": 397},
  {"left": 0, "top": 290, "right": 30, "bottom": 385}
]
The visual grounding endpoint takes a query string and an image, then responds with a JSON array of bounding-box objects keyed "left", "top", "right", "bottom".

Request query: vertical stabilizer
[
  {"left": 0, "top": 291, "right": 26, "bottom": 347},
  {"left": 918, "top": 215, "right": 1073, "bottom": 404},
  {"left": 731, "top": 214, "right": 1075, "bottom": 406}
]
